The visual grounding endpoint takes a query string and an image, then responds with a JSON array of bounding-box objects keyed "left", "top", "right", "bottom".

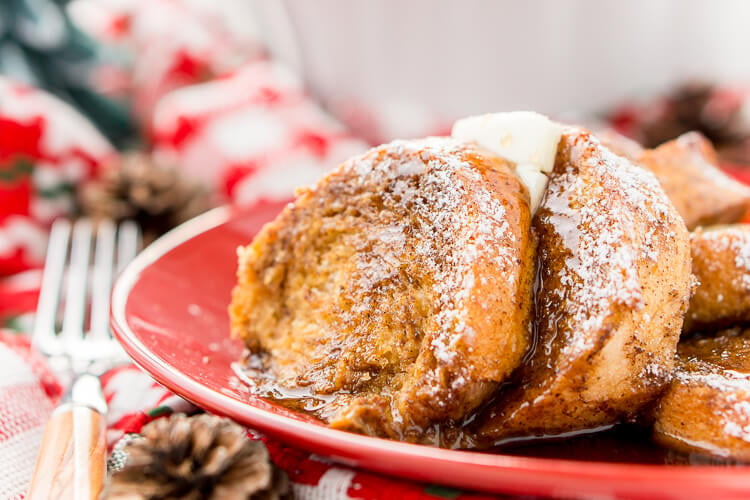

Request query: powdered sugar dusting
[
  {"left": 676, "top": 364, "right": 750, "bottom": 392},
  {"left": 538, "top": 130, "right": 676, "bottom": 358},
  {"left": 675, "top": 360, "right": 750, "bottom": 443},
  {"left": 338, "top": 137, "right": 518, "bottom": 394},
  {"left": 697, "top": 226, "right": 750, "bottom": 291},
  {"left": 732, "top": 235, "right": 750, "bottom": 272},
  {"left": 666, "top": 329, "right": 750, "bottom": 450}
]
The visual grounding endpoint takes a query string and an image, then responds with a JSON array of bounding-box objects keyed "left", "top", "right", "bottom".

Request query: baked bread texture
[
  {"left": 600, "top": 130, "right": 750, "bottom": 230},
  {"left": 685, "top": 225, "right": 750, "bottom": 332},
  {"left": 230, "top": 137, "right": 536, "bottom": 442},
  {"left": 637, "top": 132, "right": 750, "bottom": 230},
  {"left": 477, "top": 129, "right": 693, "bottom": 444},
  {"left": 653, "top": 327, "right": 750, "bottom": 461}
]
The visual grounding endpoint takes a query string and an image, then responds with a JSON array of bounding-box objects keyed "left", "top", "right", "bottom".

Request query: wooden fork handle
[{"left": 27, "top": 403, "right": 107, "bottom": 500}]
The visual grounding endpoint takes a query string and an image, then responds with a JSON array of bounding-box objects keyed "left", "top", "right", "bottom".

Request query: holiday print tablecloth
[
  {"left": 0, "top": 58, "right": 497, "bottom": 500},
  {"left": 0, "top": 78, "right": 115, "bottom": 276}
]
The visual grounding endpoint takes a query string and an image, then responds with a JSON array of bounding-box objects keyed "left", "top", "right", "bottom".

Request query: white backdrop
[{"left": 252, "top": 0, "right": 750, "bottom": 140}]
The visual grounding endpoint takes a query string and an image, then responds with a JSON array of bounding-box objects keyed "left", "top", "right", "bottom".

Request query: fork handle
[{"left": 27, "top": 403, "right": 107, "bottom": 500}]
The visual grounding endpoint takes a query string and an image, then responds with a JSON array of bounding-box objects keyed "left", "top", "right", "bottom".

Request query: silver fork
[{"left": 27, "top": 218, "right": 140, "bottom": 500}]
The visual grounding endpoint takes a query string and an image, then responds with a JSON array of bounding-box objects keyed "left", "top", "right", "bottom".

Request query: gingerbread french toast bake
[{"left": 230, "top": 112, "right": 750, "bottom": 458}]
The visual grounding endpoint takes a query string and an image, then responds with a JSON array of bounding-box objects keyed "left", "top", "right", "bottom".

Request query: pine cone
[
  {"left": 639, "top": 82, "right": 749, "bottom": 149},
  {"left": 78, "top": 152, "right": 213, "bottom": 244},
  {"left": 103, "top": 414, "right": 292, "bottom": 500}
]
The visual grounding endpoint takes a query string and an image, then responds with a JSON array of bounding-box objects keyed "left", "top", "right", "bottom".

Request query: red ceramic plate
[{"left": 111, "top": 202, "right": 750, "bottom": 499}]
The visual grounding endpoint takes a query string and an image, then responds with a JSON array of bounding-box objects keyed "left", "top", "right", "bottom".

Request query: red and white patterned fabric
[
  {"left": 152, "top": 61, "right": 368, "bottom": 205},
  {"left": 0, "top": 331, "right": 61, "bottom": 500},
  {"left": 71, "top": 0, "right": 265, "bottom": 124},
  {"left": 129, "top": 0, "right": 265, "bottom": 123},
  {"left": 0, "top": 78, "right": 115, "bottom": 277}
]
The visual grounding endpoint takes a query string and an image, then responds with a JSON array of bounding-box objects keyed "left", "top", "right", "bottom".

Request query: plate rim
[{"left": 111, "top": 203, "right": 750, "bottom": 496}]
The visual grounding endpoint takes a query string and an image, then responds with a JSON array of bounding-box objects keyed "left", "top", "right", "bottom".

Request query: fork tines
[{"left": 32, "top": 219, "right": 141, "bottom": 358}]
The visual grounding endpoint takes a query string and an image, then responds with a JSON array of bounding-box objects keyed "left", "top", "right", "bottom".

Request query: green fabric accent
[
  {"left": 36, "top": 183, "right": 74, "bottom": 199},
  {"left": 0, "top": 0, "right": 138, "bottom": 147},
  {"left": 2, "top": 316, "right": 24, "bottom": 333},
  {"left": 0, "top": 159, "right": 34, "bottom": 182},
  {"left": 3, "top": 313, "right": 34, "bottom": 333},
  {"left": 147, "top": 405, "right": 174, "bottom": 418},
  {"left": 423, "top": 485, "right": 463, "bottom": 499}
]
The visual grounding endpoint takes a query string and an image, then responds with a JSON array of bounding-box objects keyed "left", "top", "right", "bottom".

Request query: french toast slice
[
  {"left": 477, "top": 129, "right": 693, "bottom": 444},
  {"left": 230, "top": 137, "right": 536, "bottom": 442},
  {"left": 685, "top": 224, "right": 750, "bottom": 332},
  {"left": 637, "top": 132, "right": 750, "bottom": 230},
  {"left": 685, "top": 225, "right": 750, "bottom": 332},
  {"left": 653, "top": 328, "right": 750, "bottom": 461}
]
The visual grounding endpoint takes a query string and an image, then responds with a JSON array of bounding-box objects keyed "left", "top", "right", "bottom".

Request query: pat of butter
[
  {"left": 451, "top": 111, "right": 562, "bottom": 212},
  {"left": 514, "top": 165, "right": 548, "bottom": 215}
]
